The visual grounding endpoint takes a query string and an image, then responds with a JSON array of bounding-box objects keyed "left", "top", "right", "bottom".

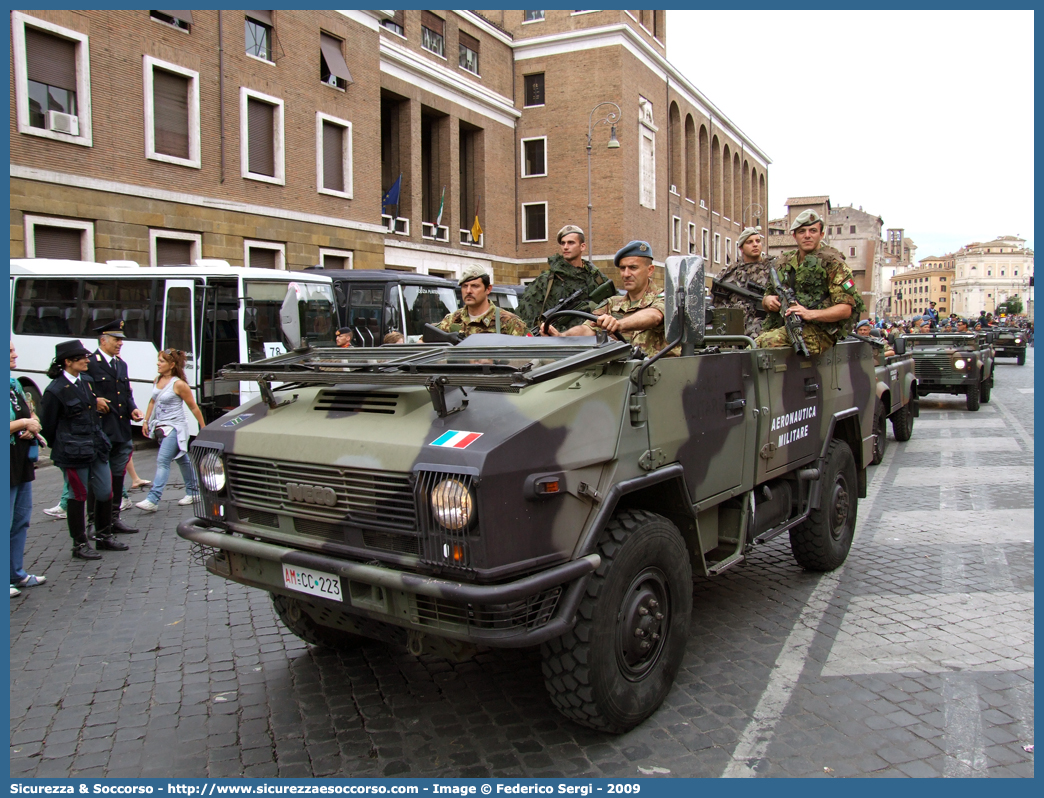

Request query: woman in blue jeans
[
  {"left": 10, "top": 343, "right": 47, "bottom": 596},
  {"left": 136, "top": 349, "right": 206, "bottom": 512}
]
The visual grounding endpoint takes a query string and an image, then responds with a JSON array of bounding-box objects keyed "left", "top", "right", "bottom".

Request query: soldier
[
  {"left": 712, "top": 226, "right": 771, "bottom": 337},
  {"left": 436, "top": 267, "right": 528, "bottom": 338},
  {"left": 756, "top": 209, "right": 865, "bottom": 354},
  {"left": 550, "top": 240, "right": 674, "bottom": 357},
  {"left": 335, "top": 327, "right": 352, "bottom": 348},
  {"left": 87, "top": 320, "right": 142, "bottom": 538},
  {"left": 956, "top": 318, "right": 970, "bottom": 333},
  {"left": 925, "top": 301, "right": 940, "bottom": 328},
  {"left": 517, "top": 225, "right": 612, "bottom": 332}
]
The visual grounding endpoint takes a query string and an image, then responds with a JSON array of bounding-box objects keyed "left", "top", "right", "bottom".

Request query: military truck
[
  {"left": 904, "top": 331, "right": 995, "bottom": 411},
  {"left": 178, "top": 256, "right": 876, "bottom": 733},
  {"left": 992, "top": 326, "right": 1028, "bottom": 365},
  {"left": 863, "top": 335, "right": 918, "bottom": 464}
]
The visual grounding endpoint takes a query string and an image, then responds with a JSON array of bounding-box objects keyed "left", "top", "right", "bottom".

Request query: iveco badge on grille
[{"left": 287, "top": 483, "right": 337, "bottom": 507}]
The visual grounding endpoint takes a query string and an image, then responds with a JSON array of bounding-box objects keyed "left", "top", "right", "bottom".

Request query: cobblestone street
[{"left": 10, "top": 352, "right": 1034, "bottom": 779}]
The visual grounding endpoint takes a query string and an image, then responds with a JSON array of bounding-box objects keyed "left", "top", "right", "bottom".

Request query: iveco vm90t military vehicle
[
  {"left": 904, "top": 331, "right": 995, "bottom": 411},
  {"left": 179, "top": 256, "right": 876, "bottom": 733}
]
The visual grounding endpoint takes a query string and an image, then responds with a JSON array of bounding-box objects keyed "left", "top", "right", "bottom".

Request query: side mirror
[
  {"left": 279, "top": 283, "right": 303, "bottom": 351},
  {"left": 243, "top": 307, "right": 258, "bottom": 333},
  {"left": 892, "top": 337, "right": 906, "bottom": 356},
  {"left": 664, "top": 255, "right": 706, "bottom": 354}
]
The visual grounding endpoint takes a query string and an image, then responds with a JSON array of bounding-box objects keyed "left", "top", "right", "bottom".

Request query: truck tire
[
  {"left": 870, "top": 403, "right": 887, "bottom": 465},
  {"left": 541, "top": 509, "right": 692, "bottom": 733},
  {"left": 980, "top": 377, "right": 991, "bottom": 404},
  {"left": 1017, "top": 350, "right": 1026, "bottom": 366},
  {"left": 890, "top": 401, "right": 915, "bottom": 442},
  {"left": 790, "top": 440, "right": 857, "bottom": 571},
  {"left": 271, "top": 593, "right": 363, "bottom": 650},
  {"left": 966, "top": 384, "right": 980, "bottom": 411}
]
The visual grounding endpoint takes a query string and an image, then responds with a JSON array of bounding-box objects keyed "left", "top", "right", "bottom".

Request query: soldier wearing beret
[
  {"left": 712, "top": 226, "right": 773, "bottom": 337},
  {"left": 517, "top": 225, "right": 612, "bottom": 332},
  {"left": 756, "top": 209, "right": 866, "bottom": 354},
  {"left": 436, "top": 267, "right": 528, "bottom": 338},
  {"left": 549, "top": 241, "right": 675, "bottom": 357},
  {"left": 87, "top": 320, "right": 143, "bottom": 535},
  {"left": 335, "top": 327, "right": 353, "bottom": 348}
]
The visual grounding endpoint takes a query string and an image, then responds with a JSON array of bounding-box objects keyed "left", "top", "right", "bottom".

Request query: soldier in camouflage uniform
[
  {"left": 712, "top": 226, "right": 772, "bottom": 337},
  {"left": 517, "top": 225, "right": 612, "bottom": 332},
  {"left": 756, "top": 209, "right": 866, "bottom": 355},
  {"left": 550, "top": 240, "right": 676, "bottom": 357},
  {"left": 436, "top": 266, "right": 528, "bottom": 338}
]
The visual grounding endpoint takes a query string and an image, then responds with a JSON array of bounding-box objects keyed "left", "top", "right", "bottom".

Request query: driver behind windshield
[
  {"left": 547, "top": 240, "right": 676, "bottom": 357},
  {"left": 435, "top": 266, "right": 528, "bottom": 338}
]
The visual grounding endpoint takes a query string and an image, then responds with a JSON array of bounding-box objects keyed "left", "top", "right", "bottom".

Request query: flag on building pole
[
  {"left": 470, "top": 197, "right": 483, "bottom": 243},
  {"left": 435, "top": 186, "right": 445, "bottom": 227},
  {"left": 381, "top": 174, "right": 402, "bottom": 215}
]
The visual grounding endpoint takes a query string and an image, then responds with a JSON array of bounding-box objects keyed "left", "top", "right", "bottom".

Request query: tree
[{"left": 1003, "top": 296, "right": 1024, "bottom": 315}]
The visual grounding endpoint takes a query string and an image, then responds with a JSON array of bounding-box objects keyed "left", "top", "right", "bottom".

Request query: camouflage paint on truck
[
  {"left": 992, "top": 326, "right": 1028, "bottom": 365},
  {"left": 905, "top": 332, "right": 995, "bottom": 411}
]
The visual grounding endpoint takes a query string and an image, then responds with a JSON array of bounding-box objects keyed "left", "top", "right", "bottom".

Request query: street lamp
[
  {"left": 743, "top": 203, "right": 764, "bottom": 229},
  {"left": 587, "top": 101, "right": 621, "bottom": 265}
]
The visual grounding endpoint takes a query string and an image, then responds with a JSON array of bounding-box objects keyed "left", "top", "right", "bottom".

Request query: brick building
[{"left": 10, "top": 9, "right": 769, "bottom": 283}]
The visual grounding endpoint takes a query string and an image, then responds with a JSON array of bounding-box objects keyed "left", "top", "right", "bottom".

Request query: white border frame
[
  {"left": 713, "top": 232, "right": 721, "bottom": 264},
  {"left": 458, "top": 39, "right": 480, "bottom": 76},
  {"left": 521, "top": 201, "right": 549, "bottom": 243},
  {"left": 143, "top": 55, "right": 201, "bottom": 169},
  {"left": 522, "top": 72, "right": 545, "bottom": 108},
  {"left": 23, "top": 214, "right": 95, "bottom": 260},
  {"left": 638, "top": 125, "right": 656, "bottom": 210},
  {"left": 149, "top": 229, "right": 201, "bottom": 267},
  {"left": 243, "top": 239, "right": 286, "bottom": 270},
  {"left": 11, "top": 11, "right": 93, "bottom": 147},
  {"left": 725, "top": 236, "right": 732, "bottom": 264},
  {"left": 522, "top": 11, "right": 546, "bottom": 24},
  {"left": 687, "top": 222, "right": 697, "bottom": 255},
  {"left": 240, "top": 87, "right": 285, "bottom": 185},
  {"left": 520, "top": 136, "right": 548, "bottom": 178},
  {"left": 318, "top": 248, "right": 354, "bottom": 269},
  {"left": 420, "top": 24, "right": 447, "bottom": 60},
  {"left": 671, "top": 216, "right": 681, "bottom": 252},
  {"left": 315, "top": 112, "right": 353, "bottom": 199}
]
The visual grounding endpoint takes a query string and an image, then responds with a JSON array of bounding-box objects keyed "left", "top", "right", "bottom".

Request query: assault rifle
[
  {"left": 533, "top": 280, "right": 619, "bottom": 335},
  {"left": 768, "top": 266, "right": 811, "bottom": 358},
  {"left": 710, "top": 277, "right": 765, "bottom": 304}
]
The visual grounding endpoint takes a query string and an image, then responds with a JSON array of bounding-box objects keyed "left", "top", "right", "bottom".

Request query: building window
[
  {"left": 672, "top": 217, "right": 682, "bottom": 253},
  {"left": 240, "top": 87, "right": 285, "bottom": 184},
  {"left": 988, "top": 270, "right": 992, "bottom": 276},
  {"left": 320, "top": 33, "right": 352, "bottom": 90},
  {"left": 244, "top": 240, "right": 286, "bottom": 270},
  {"left": 687, "top": 223, "right": 697, "bottom": 255},
  {"left": 522, "top": 202, "right": 548, "bottom": 242},
  {"left": 319, "top": 248, "right": 354, "bottom": 270},
  {"left": 245, "top": 11, "right": 274, "bottom": 62},
  {"left": 713, "top": 233, "right": 721, "bottom": 264},
  {"left": 725, "top": 237, "right": 732, "bottom": 265},
  {"left": 849, "top": 225, "right": 856, "bottom": 234},
  {"left": 521, "top": 137, "right": 546, "bottom": 177},
  {"left": 639, "top": 127, "right": 656, "bottom": 209},
  {"left": 1001, "top": 270, "right": 1005, "bottom": 277},
  {"left": 316, "top": 112, "right": 353, "bottom": 198},
  {"left": 524, "top": 11, "right": 546, "bottom": 23},
  {"left": 381, "top": 10, "right": 405, "bottom": 37},
  {"left": 702, "top": 228, "right": 709, "bottom": 259},
  {"left": 12, "top": 12, "right": 92, "bottom": 147},
  {"left": 143, "top": 56, "right": 200, "bottom": 168},
  {"left": 23, "top": 215, "right": 94, "bottom": 261},
  {"left": 850, "top": 247, "right": 857, "bottom": 257},
  {"left": 940, "top": 276, "right": 946, "bottom": 281},
  {"left": 150, "top": 229, "right": 201, "bottom": 267},
  {"left": 523, "top": 73, "right": 545, "bottom": 107},
  {"left": 1014, "top": 270, "right": 1018, "bottom": 276},
  {"left": 459, "top": 30, "right": 480, "bottom": 74},
  {"left": 150, "top": 10, "right": 192, "bottom": 31},
  {"left": 421, "top": 12, "right": 445, "bottom": 58}
]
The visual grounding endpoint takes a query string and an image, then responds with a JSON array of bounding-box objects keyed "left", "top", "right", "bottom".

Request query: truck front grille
[
  {"left": 227, "top": 456, "right": 417, "bottom": 533},
  {"left": 914, "top": 353, "right": 959, "bottom": 381},
  {"left": 414, "top": 587, "right": 561, "bottom": 632}
]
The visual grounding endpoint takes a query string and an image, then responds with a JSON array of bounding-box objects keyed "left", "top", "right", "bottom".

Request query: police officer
[
  {"left": 88, "top": 320, "right": 143, "bottom": 535},
  {"left": 517, "top": 225, "right": 612, "bottom": 332},
  {"left": 550, "top": 240, "right": 674, "bottom": 357},
  {"left": 756, "top": 210, "right": 865, "bottom": 354},
  {"left": 925, "top": 301, "right": 940, "bottom": 328},
  {"left": 712, "top": 226, "right": 772, "bottom": 337},
  {"left": 436, "top": 267, "right": 528, "bottom": 338}
]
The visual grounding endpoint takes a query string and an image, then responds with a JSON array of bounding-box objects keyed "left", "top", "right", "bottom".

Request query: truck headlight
[
  {"left": 199, "top": 451, "right": 226, "bottom": 493},
  {"left": 430, "top": 478, "right": 474, "bottom": 530},
  {"left": 1015, "top": 337, "right": 1022, "bottom": 344},
  {"left": 953, "top": 358, "right": 967, "bottom": 370}
]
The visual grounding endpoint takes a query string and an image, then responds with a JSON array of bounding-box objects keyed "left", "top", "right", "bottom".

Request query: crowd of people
[{"left": 864, "top": 303, "right": 1034, "bottom": 339}]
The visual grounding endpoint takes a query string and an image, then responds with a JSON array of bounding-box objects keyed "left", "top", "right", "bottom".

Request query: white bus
[{"left": 10, "top": 259, "right": 338, "bottom": 431}]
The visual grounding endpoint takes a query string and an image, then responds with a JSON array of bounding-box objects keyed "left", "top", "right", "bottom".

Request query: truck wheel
[
  {"left": 790, "top": 440, "right": 857, "bottom": 571},
  {"left": 541, "top": 509, "right": 692, "bottom": 733},
  {"left": 870, "top": 403, "right": 887, "bottom": 465},
  {"left": 1017, "top": 350, "right": 1026, "bottom": 365},
  {"left": 890, "top": 401, "right": 915, "bottom": 442},
  {"left": 271, "top": 593, "right": 362, "bottom": 650},
  {"left": 966, "top": 384, "right": 980, "bottom": 411},
  {"left": 980, "top": 378, "right": 991, "bottom": 404}
]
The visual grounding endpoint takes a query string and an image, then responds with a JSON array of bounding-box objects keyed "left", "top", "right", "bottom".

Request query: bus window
[
  {"left": 243, "top": 279, "right": 336, "bottom": 360},
  {"left": 347, "top": 286, "right": 384, "bottom": 346},
  {"left": 114, "top": 280, "right": 154, "bottom": 340},
  {"left": 401, "top": 285, "right": 456, "bottom": 336},
  {"left": 12, "top": 278, "right": 78, "bottom": 336},
  {"left": 164, "top": 286, "right": 193, "bottom": 353}
]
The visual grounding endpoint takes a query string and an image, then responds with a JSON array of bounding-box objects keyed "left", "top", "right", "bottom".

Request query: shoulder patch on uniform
[{"left": 841, "top": 277, "right": 856, "bottom": 294}]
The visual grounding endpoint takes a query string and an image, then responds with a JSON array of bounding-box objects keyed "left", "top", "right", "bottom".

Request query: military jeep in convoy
[
  {"left": 992, "top": 326, "right": 1028, "bottom": 365},
  {"left": 904, "top": 331, "right": 995, "bottom": 411},
  {"left": 178, "top": 257, "right": 876, "bottom": 733},
  {"left": 863, "top": 335, "right": 918, "bottom": 465}
]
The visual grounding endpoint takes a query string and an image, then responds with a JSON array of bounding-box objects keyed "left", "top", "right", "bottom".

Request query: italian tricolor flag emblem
[{"left": 842, "top": 278, "right": 855, "bottom": 291}]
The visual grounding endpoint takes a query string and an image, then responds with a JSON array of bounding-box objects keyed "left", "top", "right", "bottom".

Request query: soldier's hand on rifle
[
  {"left": 762, "top": 295, "right": 782, "bottom": 313},
  {"left": 785, "top": 302, "right": 810, "bottom": 320}
]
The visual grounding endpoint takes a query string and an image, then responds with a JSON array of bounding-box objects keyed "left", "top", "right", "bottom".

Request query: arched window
[
  {"left": 684, "top": 114, "right": 696, "bottom": 202},
  {"left": 668, "top": 102, "right": 682, "bottom": 196},
  {"left": 699, "top": 125, "right": 710, "bottom": 204},
  {"left": 722, "top": 143, "right": 732, "bottom": 220},
  {"left": 733, "top": 152, "right": 741, "bottom": 223}
]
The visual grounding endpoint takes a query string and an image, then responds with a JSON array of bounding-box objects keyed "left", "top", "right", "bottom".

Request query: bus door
[
  {"left": 197, "top": 278, "right": 241, "bottom": 422},
  {"left": 161, "top": 280, "right": 200, "bottom": 433}
]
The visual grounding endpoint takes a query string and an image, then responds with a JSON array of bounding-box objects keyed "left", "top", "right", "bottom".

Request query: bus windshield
[
  {"left": 244, "top": 280, "right": 337, "bottom": 360},
  {"left": 401, "top": 285, "right": 458, "bottom": 336}
]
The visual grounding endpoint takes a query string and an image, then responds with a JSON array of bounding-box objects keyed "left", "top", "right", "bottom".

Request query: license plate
[{"left": 282, "top": 564, "right": 343, "bottom": 602}]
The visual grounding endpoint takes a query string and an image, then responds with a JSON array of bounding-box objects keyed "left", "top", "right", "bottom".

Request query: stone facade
[
  {"left": 951, "top": 236, "right": 1034, "bottom": 318},
  {"left": 890, "top": 262, "right": 955, "bottom": 319}
]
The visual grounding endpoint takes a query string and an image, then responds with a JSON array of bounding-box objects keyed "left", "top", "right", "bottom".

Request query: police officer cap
[
  {"left": 737, "top": 227, "right": 761, "bottom": 247},
  {"left": 458, "top": 265, "right": 490, "bottom": 286},
  {"left": 336, "top": 327, "right": 353, "bottom": 336},
  {"left": 614, "top": 240, "right": 654, "bottom": 268},
  {"left": 54, "top": 339, "right": 91, "bottom": 362},
  {"left": 94, "top": 319, "right": 126, "bottom": 338},
  {"left": 789, "top": 209, "right": 824, "bottom": 232},
  {"left": 556, "top": 224, "right": 584, "bottom": 243}
]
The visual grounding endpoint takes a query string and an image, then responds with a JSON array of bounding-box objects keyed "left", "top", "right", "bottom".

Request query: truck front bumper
[{"left": 178, "top": 519, "right": 600, "bottom": 647}]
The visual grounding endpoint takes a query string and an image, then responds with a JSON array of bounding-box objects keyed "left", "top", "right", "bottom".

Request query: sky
[{"left": 666, "top": 10, "right": 1034, "bottom": 263}]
